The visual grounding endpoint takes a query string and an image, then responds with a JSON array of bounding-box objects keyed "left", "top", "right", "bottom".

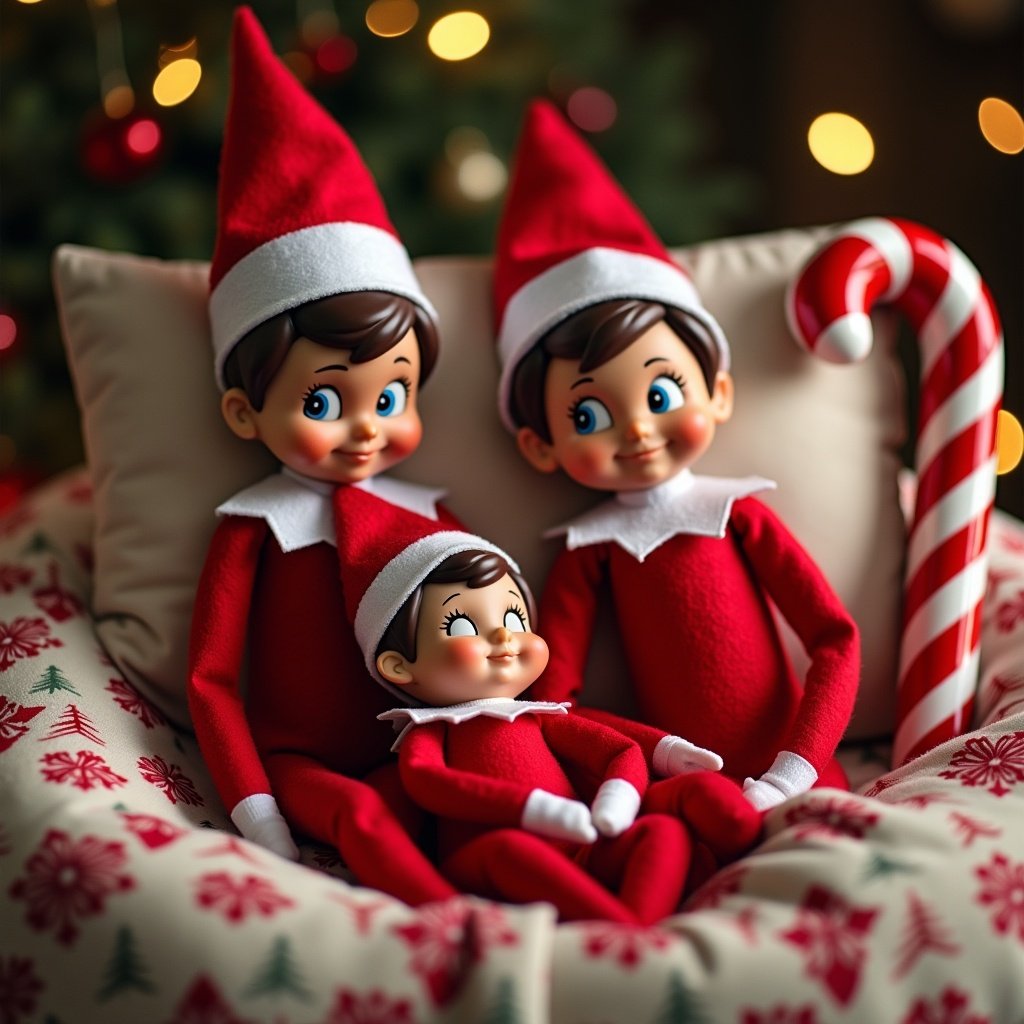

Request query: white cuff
[
  {"left": 761, "top": 751, "right": 817, "bottom": 798},
  {"left": 230, "top": 793, "right": 281, "bottom": 832},
  {"left": 591, "top": 778, "right": 642, "bottom": 837},
  {"left": 652, "top": 736, "right": 677, "bottom": 778}
]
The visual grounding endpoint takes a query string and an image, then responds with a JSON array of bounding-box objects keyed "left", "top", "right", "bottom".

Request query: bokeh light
[
  {"left": 566, "top": 87, "right": 617, "bottom": 133},
  {"left": 316, "top": 36, "right": 357, "bottom": 74},
  {"left": 444, "top": 125, "right": 488, "bottom": 162},
  {"left": 152, "top": 58, "right": 202, "bottom": 107},
  {"left": 456, "top": 150, "right": 507, "bottom": 201},
  {"left": 159, "top": 38, "right": 198, "bottom": 68},
  {"left": 102, "top": 84, "right": 134, "bottom": 119},
  {"left": 366, "top": 0, "right": 419, "bottom": 38},
  {"left": 978, "top": 97, "right": 1024, "bottom": 154},
  {"left": 807, "top": 112, "right": 875, "bottom": 175},
  {"left": 15, "top": 0, "right": 45, "bottom": 5},
  {"left": 427, "top": 12, "right": 490, "bottom": 61},
  {"left": 0, "top": 315, "right": 17, "bottom": 352},
  {"left": 125, "top": 118, "right": 161, "bottom": 156},
  {"left": 301, "top": 9, "right": 340, "bottom": 47},
  {"left": 996, "top": 410, "right": 1024, "bottom": 475}
]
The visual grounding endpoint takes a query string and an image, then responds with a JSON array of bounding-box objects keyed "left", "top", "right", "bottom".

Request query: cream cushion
[{"left": 52, "top": 229, "right": 906, "bottom": 738}]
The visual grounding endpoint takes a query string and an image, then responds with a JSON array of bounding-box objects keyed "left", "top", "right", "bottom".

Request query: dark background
[{"left": 1, "top": 0, "right": 1021, "bottom": 514}]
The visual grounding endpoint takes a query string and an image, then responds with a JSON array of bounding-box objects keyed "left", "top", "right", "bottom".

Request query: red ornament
[{"left": 80, "top": 108, "right": 165, "bottom": 184}]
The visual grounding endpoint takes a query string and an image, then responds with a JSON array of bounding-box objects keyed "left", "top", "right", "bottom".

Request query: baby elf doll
[
  {"left": 331, "top": 489, "right": 692, "bottom": 924},
  {"left": 493, "top": 100, "right": 861, "bottom": 816},
  {"left": 187, "top": 8, "right": 458, "bottom": 906}
]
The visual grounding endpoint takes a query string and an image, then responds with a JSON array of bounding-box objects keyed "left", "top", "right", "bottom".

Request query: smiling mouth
[
  {"left": 337, "top": 449, "right": 383, "bottom": 462},
  {"left": 617, "top": 444, "right": 665, "bottom": 461},
  {"left": 487, "top": 651, "right": 517, "bottom": 662}
]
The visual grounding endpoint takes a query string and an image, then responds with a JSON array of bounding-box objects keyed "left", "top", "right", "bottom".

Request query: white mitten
[
  {"left": 743, "top": 751, "right": 817, "bottom": 811},
  {"left": 231, "top": 793, "right": 300, "bottom": 860},
  {"left": 653, "top": 734, "right": 724, "bottom": 777},
  {"left": 590, "top": 778, "right": 641, "bottom": 837},
  {"left": 521, "top": 789, "right": 598, "bottom": 843}
]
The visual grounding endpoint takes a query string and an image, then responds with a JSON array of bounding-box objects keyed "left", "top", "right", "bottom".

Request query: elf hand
[
  {"left": 590, "top": 778, "right": 642, "bottom": 837},
  {"left": 522, "top": 789, "right": 598, "bottom": 843},
  {"left": 743, "top": 751, "right": 817, "bottom": 811},
  {"left": 653, "top": 735, "right": 724, "bottom": 777},
  {"left": 230, "top": 793, "right": 300, "bottom": 861}
]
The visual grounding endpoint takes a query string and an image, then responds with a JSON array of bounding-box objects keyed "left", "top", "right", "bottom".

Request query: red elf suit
[
  {"left": 491, "top": 100, "right": 860, "bottom": 814},
  {"left": 187, "top": 7, "right": 456, "bottom": 906},
  {"left": 334, "top": 504, "right": 691, "bottom": 924}
]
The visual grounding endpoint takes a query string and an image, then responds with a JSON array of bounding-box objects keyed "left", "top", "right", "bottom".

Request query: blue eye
[
  {"left": 377, "top": 380, "right": 409, "bottom": 418},
  {"left": 504, "top": 608, "right": 527, "bottom": 633},
  {"left": 445, "top": 613, "right": 478, "bottom": 638},
  {"left": 303, "top": 386, "right": 342, "bottom": 421},
  {"left": 571, "top": 398, "right": 612, "bottom": 435},
  {"left": 648, "top": 375, "right": 685, "bottom": 414}
]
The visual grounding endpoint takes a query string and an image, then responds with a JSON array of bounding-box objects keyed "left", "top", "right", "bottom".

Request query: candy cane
[{"left": 786, "top": 218, "right": 1004, "bottom": 767}]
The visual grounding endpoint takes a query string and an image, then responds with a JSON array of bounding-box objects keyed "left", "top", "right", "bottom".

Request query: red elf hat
[
  {"left": 334, "top": 486, "right": 517, "bottom": 697},
  {"left": 492, "top": 99, "right": 729, "bottom": 431},
  {"left": 208, "top": 7, "right": 436, "bottom": 390}
]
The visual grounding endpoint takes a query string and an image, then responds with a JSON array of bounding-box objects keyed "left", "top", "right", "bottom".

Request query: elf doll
[
  {"left": 187, "top": 8, "right": 458, "bottom": 905},
  {"left": 494, "top": 100, "right": 861, "bottom": 815},
  {"left": 333, "top": 489, "right": 692, "bottom": 924}
]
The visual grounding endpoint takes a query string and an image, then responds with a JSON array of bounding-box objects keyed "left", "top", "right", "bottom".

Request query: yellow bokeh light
[
  {"left": 456, "top": 150, "right": 507, "bottom": 201},
  {"left": 153, "top": 58, "right": 202, "bottom": 107},
  {"left": 427, "top": 11, "right": 490, "bottom": 61},
  {"left": 103, "top": 84, "right": 135, "bottom": 119},
  {"left": 366, "top": 0, "right": 419, "bottom": 37},
  {"left": 978, "top": 97, "right": 1024, "bottom": 155},
  {"left": 996, "top": 410, "right": 1024, "bottom": 475},
  {"left": 807, "top": 112, "right": 875, "bottom": 175},
  {"left": 15, "top": 0, "right": 45, "bottom": 5}
]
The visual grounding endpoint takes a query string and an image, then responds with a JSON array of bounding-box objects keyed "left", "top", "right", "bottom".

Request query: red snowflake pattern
[
  {"left": 32, "top": 563, "right": 84, "bottom": 623},
  {"left": 778, "top": 885, "right": 879, "bottom": 1006},
  {"left": 392, "top": 899, "right": 519, "bottom": 1007},
  {"left": 324, "top": 988, "right": 416, "bottom": 1024},
  {"left": 995, "top": 590, "right": 1024, "bottom": 633},
  {"left": 167, "top": 974, "right": 255, "bottom": 1024},
  {"left": 938, "top": 732, "right": 1024, "bottom": 797},
  {"left": 862, "top": 774, "right": 899, "bottom": 799},
  {"left": 0, "top": 564, "right": 33, "bottom": 593},
  {"left": 974, "top": 851, "right": 1024, "bottom": 943},
  {"left": 740, "top": 1007, "right": 820, "bottom": 1024},
  {"left": 0, "top": 697, "right": 45, "bottom": 754},
  {"left": 137, "top": 755, "right": 204, "bottom": 806},
  {"left": 7, "top": 828, "right": 134, "bottom": 945},
  {"left": 578, "top": 922, "right": 675, "bottom": 968},
  {"left": 39, "top": 750, "right": 128, "bottom": 791},
  {"left": 783, "top": 796, "right": 880, "bottom": 840},
  {"left": 684, "top": 863, "right": 747, "bottom": 911},
  {"left": 106, "top": 678, "right": 167, "bottom": 728},
  {"left": 948, "top": 811, "right": 1002, "bottom": 847},
  {"left": 194, "top": 871, "right": 294, "bottom": 923},
  {"left": 121, "top": 811, "right": 186, "bottom": 850},
  {"left": 0, "top": 616, "right": 62, "bottom": 670},
  {"left": 0, "top": 956, "right": 44, "bottom": 1024},
  {"left": 900, "top": 986, "right": 990, "bottom": 1024}
]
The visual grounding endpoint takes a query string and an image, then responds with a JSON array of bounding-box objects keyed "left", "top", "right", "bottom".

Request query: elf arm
[
  {"left": 733, "top": 498, "right": 860, "bottom": 806},
  {"left": 187, "top": 515, "right": 297, "bottom": 858},
  {"left": 533, "top": 543, "right": 721, "bottom": 776}
]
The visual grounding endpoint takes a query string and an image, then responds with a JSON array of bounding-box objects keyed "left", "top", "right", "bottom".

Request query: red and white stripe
[{"left": 786, "top": 218, "right": 1004, "bottom": 767}]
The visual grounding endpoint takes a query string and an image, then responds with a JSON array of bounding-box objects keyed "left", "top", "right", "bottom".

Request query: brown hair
[
  {"left": 377, "top": 548, "right": 535, "bottom": 664},
  {"left": 509, "top": 299, "right": 720, "bottom": 442},
  {"left": 222, "top": 290, "right": 439, "bottom": 409}
]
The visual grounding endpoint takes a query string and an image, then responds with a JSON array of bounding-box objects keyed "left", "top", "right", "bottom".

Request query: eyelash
[
  {"left": 395, "top": 376, "right": 412, "bottom": 395},
  {"left": 441, "top": 609, "right": 466, "bottom": 631},
  {"left": 658, "top": 369, "right": 687, "bottom": 390},
  {"left": 507, "top": 602, "right": 526, "bottom": 621}
]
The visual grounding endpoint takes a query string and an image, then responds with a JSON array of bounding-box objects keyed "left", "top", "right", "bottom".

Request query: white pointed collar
[
  {"left": 544, "top": 470, "right": 776, "bottom": 562},
  {"left": 378, "top": 698, "right": 571, "bottom": 750},
  {"left": 216, "top": 468, "right": 446, "bottom": 553}
]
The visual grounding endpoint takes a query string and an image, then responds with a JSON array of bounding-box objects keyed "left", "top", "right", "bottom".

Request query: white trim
[
  {"left": 495, "top": 247, "right": 731, "bottom": 432},
  {"left": 354, "top": 531, "right": 518, "bottom": 688},
  {"left": 209, "top": 221, "right": 438, "bottom": 389}
]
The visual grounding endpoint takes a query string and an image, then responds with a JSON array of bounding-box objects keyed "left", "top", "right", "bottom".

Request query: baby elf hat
[
  {"left": 208, "top": 6, "right": 437, "bottom": 391},
  {"left": 333, "top": 486, "right": 516, "bottom": 699},
  {"left": 492, "top": 98, "right": 730, "bottom": 432}
]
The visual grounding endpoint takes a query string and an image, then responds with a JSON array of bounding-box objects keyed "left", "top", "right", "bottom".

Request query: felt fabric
[
  {"left": 207, "top": 8, "right": 435, "bottom": 387},
  {"left": 187, "top": 479, "right": 464, "bottom": 905},
  {"left": 397, "top": 711, "right": 689, "bottom": 923},
  {"left": 530, "top": 496, "right": 860, "bottom": 784}
]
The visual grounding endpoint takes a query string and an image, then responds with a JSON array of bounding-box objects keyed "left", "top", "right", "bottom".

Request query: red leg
[
  {"left": 815, "top": 756, "right": 849, "bottom": 791},
  {"left": 267, "top": 753, "right": 456, "bottom": 906},
  {"left": 586, "top": 814, "right": 690, "bottom": 925},
  {"left": 645, "top": 771, "right": 763, "bottom": 862},
  {"left": 444, "top": 830, "right": 638, "bottom": 924}
]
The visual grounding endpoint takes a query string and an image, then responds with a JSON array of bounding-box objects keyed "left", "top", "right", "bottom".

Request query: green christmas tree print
[
  {"left": 243, "top": 936, "right": 311, "bottom": 1002},
  {"left": 483, "top": 977, "right": 520, "bottom": 1024},
  {"left": 30, "top": 665, "right": 80, "bottom": 697},
  {"left": 653, "top": 971, "right": 709, "bottom": 1024},
  {"left": 97, "top": 926, "right": 156, "bottom": 1000}
]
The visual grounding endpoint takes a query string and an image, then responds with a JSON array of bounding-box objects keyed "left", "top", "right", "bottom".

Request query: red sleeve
[
  {"left": 540, "top": 714, "right": 648, "bottom": 797},
  {"left": 399, "top": 721, "right": 535, "bottom": 827},
  {"left": 733, "top": 498, "right": 861, "bottom": 772},
  {"left": 531, "top": 543, "right": 669, "bottom": 762},
  {"left": 186, "top": 515, "right": 271, "bottom": 810}
]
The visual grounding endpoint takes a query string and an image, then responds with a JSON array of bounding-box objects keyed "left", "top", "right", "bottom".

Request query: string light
[
  {"left": 456, "top": 151, "right": 506, "bottom": 201},
  {"left": 427, "top": 12, "right": 490, "bottom": 61},
  {"left": 996, "top": 410, "right": 1024, "bottom": 476},
  {"left": 315, "top": 36, "right": 357, "bottom": 74},
  {"left": 0, "top": 314, "right": 17, "bottom": 352},
  {"left": 807, "top": 112, "right": 875, "bottom": 175},
  {"left": 125, "top": 118, "right": 161, "bottom": 156},
  {"left": 102, "top": 84, "right": 134, "bottom": 118},
  {"left": 366, "top": 0, "right": 419, "bottom": 38},
  {"left": 15, "top": 0, "right": 45, "bottom": 5},
  {"left": 566, "top": 87, "right": 617, "bottom": 133},
  {"left": 153, "top": 58, "right": 202, "bottom": 107},
  {"left": 978, "top": 97, "right": 1024, "bottom": 155}
]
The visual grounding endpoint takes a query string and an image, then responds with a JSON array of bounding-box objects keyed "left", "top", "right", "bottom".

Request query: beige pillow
[{"left": 53, "top": 229, "right": 905, "bottom": 737}]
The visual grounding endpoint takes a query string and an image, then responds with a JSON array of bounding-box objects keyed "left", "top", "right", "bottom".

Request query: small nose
[
  {"left": 625, "top": 417, "right": 652, "bottom": 442},
  {"left": 492, "top": 626, "right": 513, "bottom": 644},
  {"left": 351, "top": 417, "right": 378, "bottom": 441}
]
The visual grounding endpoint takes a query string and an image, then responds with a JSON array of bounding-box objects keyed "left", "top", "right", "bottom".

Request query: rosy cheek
[
  {"left": 518, "top": 634, "right": 550, "bottom": 673},
  {"left": 673, "top": 409, "right": 713, "bottom": 450},
  {"left": 385, "top": 414, "right": 423, "bottom": 458},
  {"left": 294, "top": 424, "right": 338, "bottom": 463},
  {"left": 563, "top": 439, "right": 611, "bottom": 485},
  {"left": 443, "top": 636, "right": 487, "bottom": 669}
]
